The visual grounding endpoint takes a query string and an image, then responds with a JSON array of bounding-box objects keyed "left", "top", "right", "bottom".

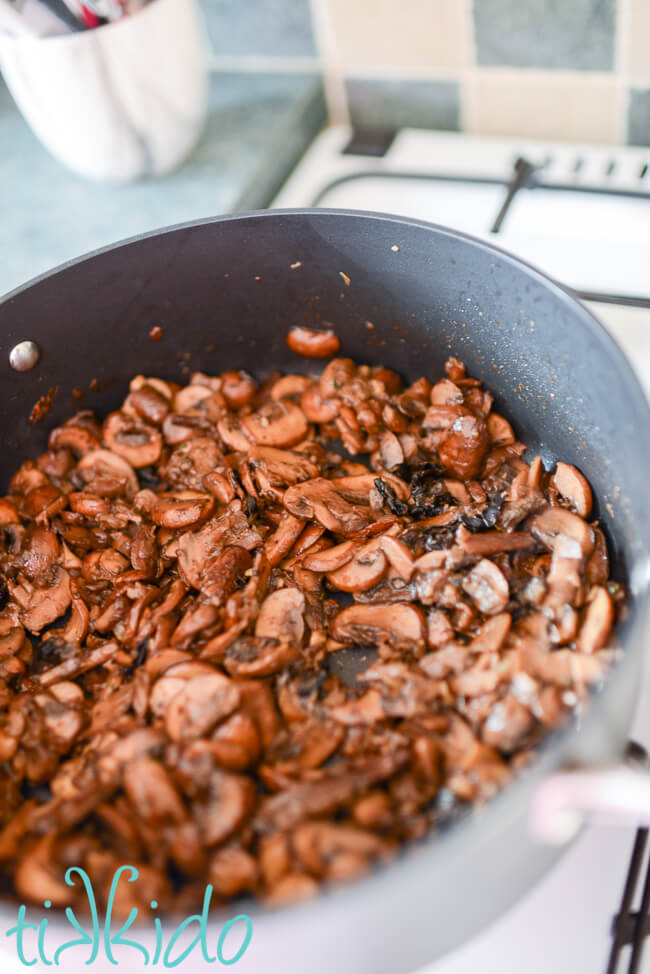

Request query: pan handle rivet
[{"left": 9, "top": 340, "right": 40, "bottom": 372}]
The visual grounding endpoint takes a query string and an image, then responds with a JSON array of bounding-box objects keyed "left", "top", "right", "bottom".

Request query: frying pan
[{"left": 1, "top": 209, "right": 650, "bottom": 974}]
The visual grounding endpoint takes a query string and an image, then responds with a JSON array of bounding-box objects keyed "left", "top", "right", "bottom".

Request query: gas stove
[{"left": 272, "top": 127, "right": 650, "bottom": 974}]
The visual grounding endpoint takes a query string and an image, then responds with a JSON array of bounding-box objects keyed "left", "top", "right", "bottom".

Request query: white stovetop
[{"left": 273, "top": 128, "right": 650, "bottom": 974}]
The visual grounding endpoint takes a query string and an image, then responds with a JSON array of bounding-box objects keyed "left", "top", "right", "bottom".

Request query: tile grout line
[
  {"left": 459, "top": 0, "right": 477, "bottom": 132},
  {"left": 615, "top": 0, "right": 631, "bottom": 144}
]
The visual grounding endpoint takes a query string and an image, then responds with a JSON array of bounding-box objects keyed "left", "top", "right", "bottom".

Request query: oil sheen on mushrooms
[{"left": 0, "top": 351, "right": 624, "bottom": 915}]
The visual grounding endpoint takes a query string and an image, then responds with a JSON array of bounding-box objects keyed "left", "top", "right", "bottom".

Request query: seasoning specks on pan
[{"left": 0, "top": 337, "right": 624, "bottom": 915}]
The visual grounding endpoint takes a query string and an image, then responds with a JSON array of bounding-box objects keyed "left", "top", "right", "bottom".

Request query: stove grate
[{"left": 607, "top": 744, "right": 650, "bottom": 974}]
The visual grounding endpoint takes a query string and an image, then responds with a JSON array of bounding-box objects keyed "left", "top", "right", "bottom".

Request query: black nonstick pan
[{"left": 1, "top": 209, "right": 649, "bottom": 974}]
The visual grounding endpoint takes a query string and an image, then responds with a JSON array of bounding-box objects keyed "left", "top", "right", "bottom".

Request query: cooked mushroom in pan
[{"left": 0, "top": 349, "right": 624, "bottom": 915}]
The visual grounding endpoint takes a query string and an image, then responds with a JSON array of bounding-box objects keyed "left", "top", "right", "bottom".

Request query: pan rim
[{"left": 0, "top": 207, "right": 649, "bottom": 934}]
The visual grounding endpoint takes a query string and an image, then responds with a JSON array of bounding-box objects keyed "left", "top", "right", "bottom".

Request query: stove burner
[{"left": 607, "top": 742, "right": 650, "bottom": 974}]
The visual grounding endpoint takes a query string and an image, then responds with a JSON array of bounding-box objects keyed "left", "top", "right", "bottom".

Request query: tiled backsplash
[{"left": 200, "top": 0, "right": 650, "bottom": 145}]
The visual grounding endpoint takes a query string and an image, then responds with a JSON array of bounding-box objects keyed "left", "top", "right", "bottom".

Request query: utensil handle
[{"left": 530, "top": 745, "right": 650, "bottom": 843}]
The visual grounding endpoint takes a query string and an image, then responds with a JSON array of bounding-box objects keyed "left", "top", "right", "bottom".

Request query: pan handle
[{"left": 529, "top": 744, "right": 650, "bottom": 843}]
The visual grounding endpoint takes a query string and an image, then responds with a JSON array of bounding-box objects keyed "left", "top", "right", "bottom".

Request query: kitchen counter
[{"left": 0, "top": 70, "right": 325, "bottom": 298}]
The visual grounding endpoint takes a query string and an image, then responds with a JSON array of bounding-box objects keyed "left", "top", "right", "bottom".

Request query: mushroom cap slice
[
  {"left": 326, "top": 539, "right": 387, "bottom": 593},
  {"left": 22, "top": 567, "right": 72, "bottom": 635},
  {"left": 330, "top": 603, "right": 426, "bottom": 651},
  {"left": 242, "top": 401, "right": 308, "bottom": 448},
  {"left": 255, "top": 588, "right": 305, "bottom": 646},
  {"left": 576, "top": 586, "right": 614, "bottom": 654},
  {"left": 462, "top": 559, "right": 510, "bottom": 615},
  {"left": 284, "top": 478, "right": 372, "bottom": 536},
  {"left": 530, "top": 507, "right": 595, "bottom": 558},
  {"left": 77, "top": 449, "right": 139, "bottom": 497},
  {"left": 102, "top": 412, "right": 163, "bottom": 468},
  {"left": 551, "top": 462, "right": 593, "bottom": 519}
]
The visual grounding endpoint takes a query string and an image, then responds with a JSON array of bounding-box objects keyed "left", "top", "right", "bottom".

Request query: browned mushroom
[
  {"left": 331, "top": 603, "right": 426, "bottom": 651},
  {"left": 196, "top": 771, "right": 255, "bottom": 846},
  {"left": 21, "top": 567, "right": 72, "bottom": 634},
  {"left": 165, "top": 673, "right": 240, "bottom": 742},
  {"left": 77, "top": 448, "right": 139, "bottom": 497},
  {"left": 326, "top": 538, "right": 388, "bottom": 592},
  {"left": 150, "top": 491, "right": 214, "bottom": 529},
  {"left": 551, "top": 462, "right": 593, "bottom": 518},
  {"left": 253, "top": 588, "right": 305, "bottom": 650},
  {"left": 220, "top": 371, "right": 257, "bottom": 410},
  {"left": 530, "top": 507, "right": 595, "bottom": 558},
  {"left": 462, "top": 559, "right": 509, "bottom": 615},
  {"left": 242, "top": 401, "right": 309, "bottom": 448},
  {"left": 287, "top": 326, "right": 341, "bottom": 359},
  {"left": 576, "top": 586, "right": 614, "bottom": 654},
  {"left": 284, "top": 479, "right": 372, "bottom": 536},
  {"left": 468, "top": 612, "right": 512, "bottom": 653},
  {"left": 103, "top": 412, "right": 163, "bottom": 468}
]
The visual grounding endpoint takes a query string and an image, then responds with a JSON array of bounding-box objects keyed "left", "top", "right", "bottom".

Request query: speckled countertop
[{"left": 0, "top": 70, "right": 325, "bottom": 298}]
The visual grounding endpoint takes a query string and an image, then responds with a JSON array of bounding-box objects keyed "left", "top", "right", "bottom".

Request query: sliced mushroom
[
  {"left": 255, "top": 588, "right": 305, "bottom": 646},
  {"left": 208, "top": 846, "right": 258, "bottom": 898},
  {"left": 380, "top": 536, "right": 415, "bottom": 581},
  {"left": 201, "top": 545, "right": 253, "bottom": 604},
  {"left": 292, "top": 821, "right": 389, "bottom": 878},
  {"left": 19, "top": 526, "right": 60, "bottom": 580},
  {"left": 49, "top": 424, "right": 100, "bottom": 457},
  {"left": 430, "top": 379, "right": 464, "bottom": 406},
  {"left": 287, "top": 326, "right": 341, "bottom": 359},
  {"left": 22, "top": 567, "right": 72, "bottom": 634},
  {"left": 462, "top": 559, "right": 509, "bottom": 615},
  {"left": 77, "top": 448, "right": 139, "bottom": 498},
  {"left": 220, "top": 371, "right": 257, "bottom": 410},
  {"left": 210, "top": 711, "right": 261, "bottom": 771},
  {"left": 487, "top": 413, "right": 515, "bottom": 445},
  {"left": 551, "top": 462, "right": 593, "bottom": 518},
  {"left": 150, "top": 491, "right": 214, "bottom": 529},
  {"left": 176, "top": 509, "right": 261, "bottom": 591},
  {"left": 300, "top": 386, "right": 339, "bottom": 423},
  {"left": 223, "top": 638, "right": 299, "bottom": 677},
  {"left": 256, "top": 752, "right": 408, "bottom": 831},
  {"left": 165, "top": 673, "right": 241, "bottom": 742},
  {"left": 284, "top": 478, "right": 372, "bottom": 536},
  {"left": 530, "top": 507, "right": 595, "bottom": 558},
  {"left": 326, "top": 538, "right": 387, "bottom": 593},
  {"left": 0, "top": 498, "right": 20, "bottom": 525},
  {"left": 196, "top": 772, "right": 255, "bottom": 846},
  {"left": 242, "top": 401, "right": 308, "bottom": 448},
  {"left": 576, "top": 586, "right": 614, "bottom": 654},
  {"left": 123, "top": 757, "right": 186, "bottom": 823},
  {"left": 456, "top": 527, "right": 534, "bottom": 556},
  {"left": 438, "top": 413, "right": 489, "bottom": 479},
  {"left": 248, "top": 445, "right": 319, "bottom": 487},
  {"left": 103, "top": 412, "right": 162, "bottom": 468},
  {"left": 14, "top": 835, "right": 71, "bottom": 906},
  {"left": 468, "top": 612, "right": 511, "bottom": 653},
  {"left": 331, "top": 603, "right": 426, "bottom": 652},
  {"left": 302, "top": 540, "right": 356, "bottom": 573}
]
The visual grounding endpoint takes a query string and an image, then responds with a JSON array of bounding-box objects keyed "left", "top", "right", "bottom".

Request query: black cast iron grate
[{"left": 607, "top": 743, "right": 650, "bottom": 974}]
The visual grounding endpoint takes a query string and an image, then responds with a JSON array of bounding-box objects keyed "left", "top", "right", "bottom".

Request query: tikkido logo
[{"left": 6, "top": 866, "right": 253, "bottom": 967}]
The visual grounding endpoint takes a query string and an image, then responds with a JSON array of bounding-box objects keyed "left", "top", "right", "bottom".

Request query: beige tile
[
  {"left": 322, "top": 0, "right": 469, "bottom": 72},
  {"left": 624, "top": 0, "right": 650, "bottom": 80},
  {"left": 464, "top": 72, "right": 621, "bottom": 144}
]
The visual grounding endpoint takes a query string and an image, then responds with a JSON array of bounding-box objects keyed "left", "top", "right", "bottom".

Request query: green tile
[
  {"left": 473, "top": 0, "right": 616, "bottom": 71},
  {"left": 345, "top": 79, "right": 460, "bottom": 132}
]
